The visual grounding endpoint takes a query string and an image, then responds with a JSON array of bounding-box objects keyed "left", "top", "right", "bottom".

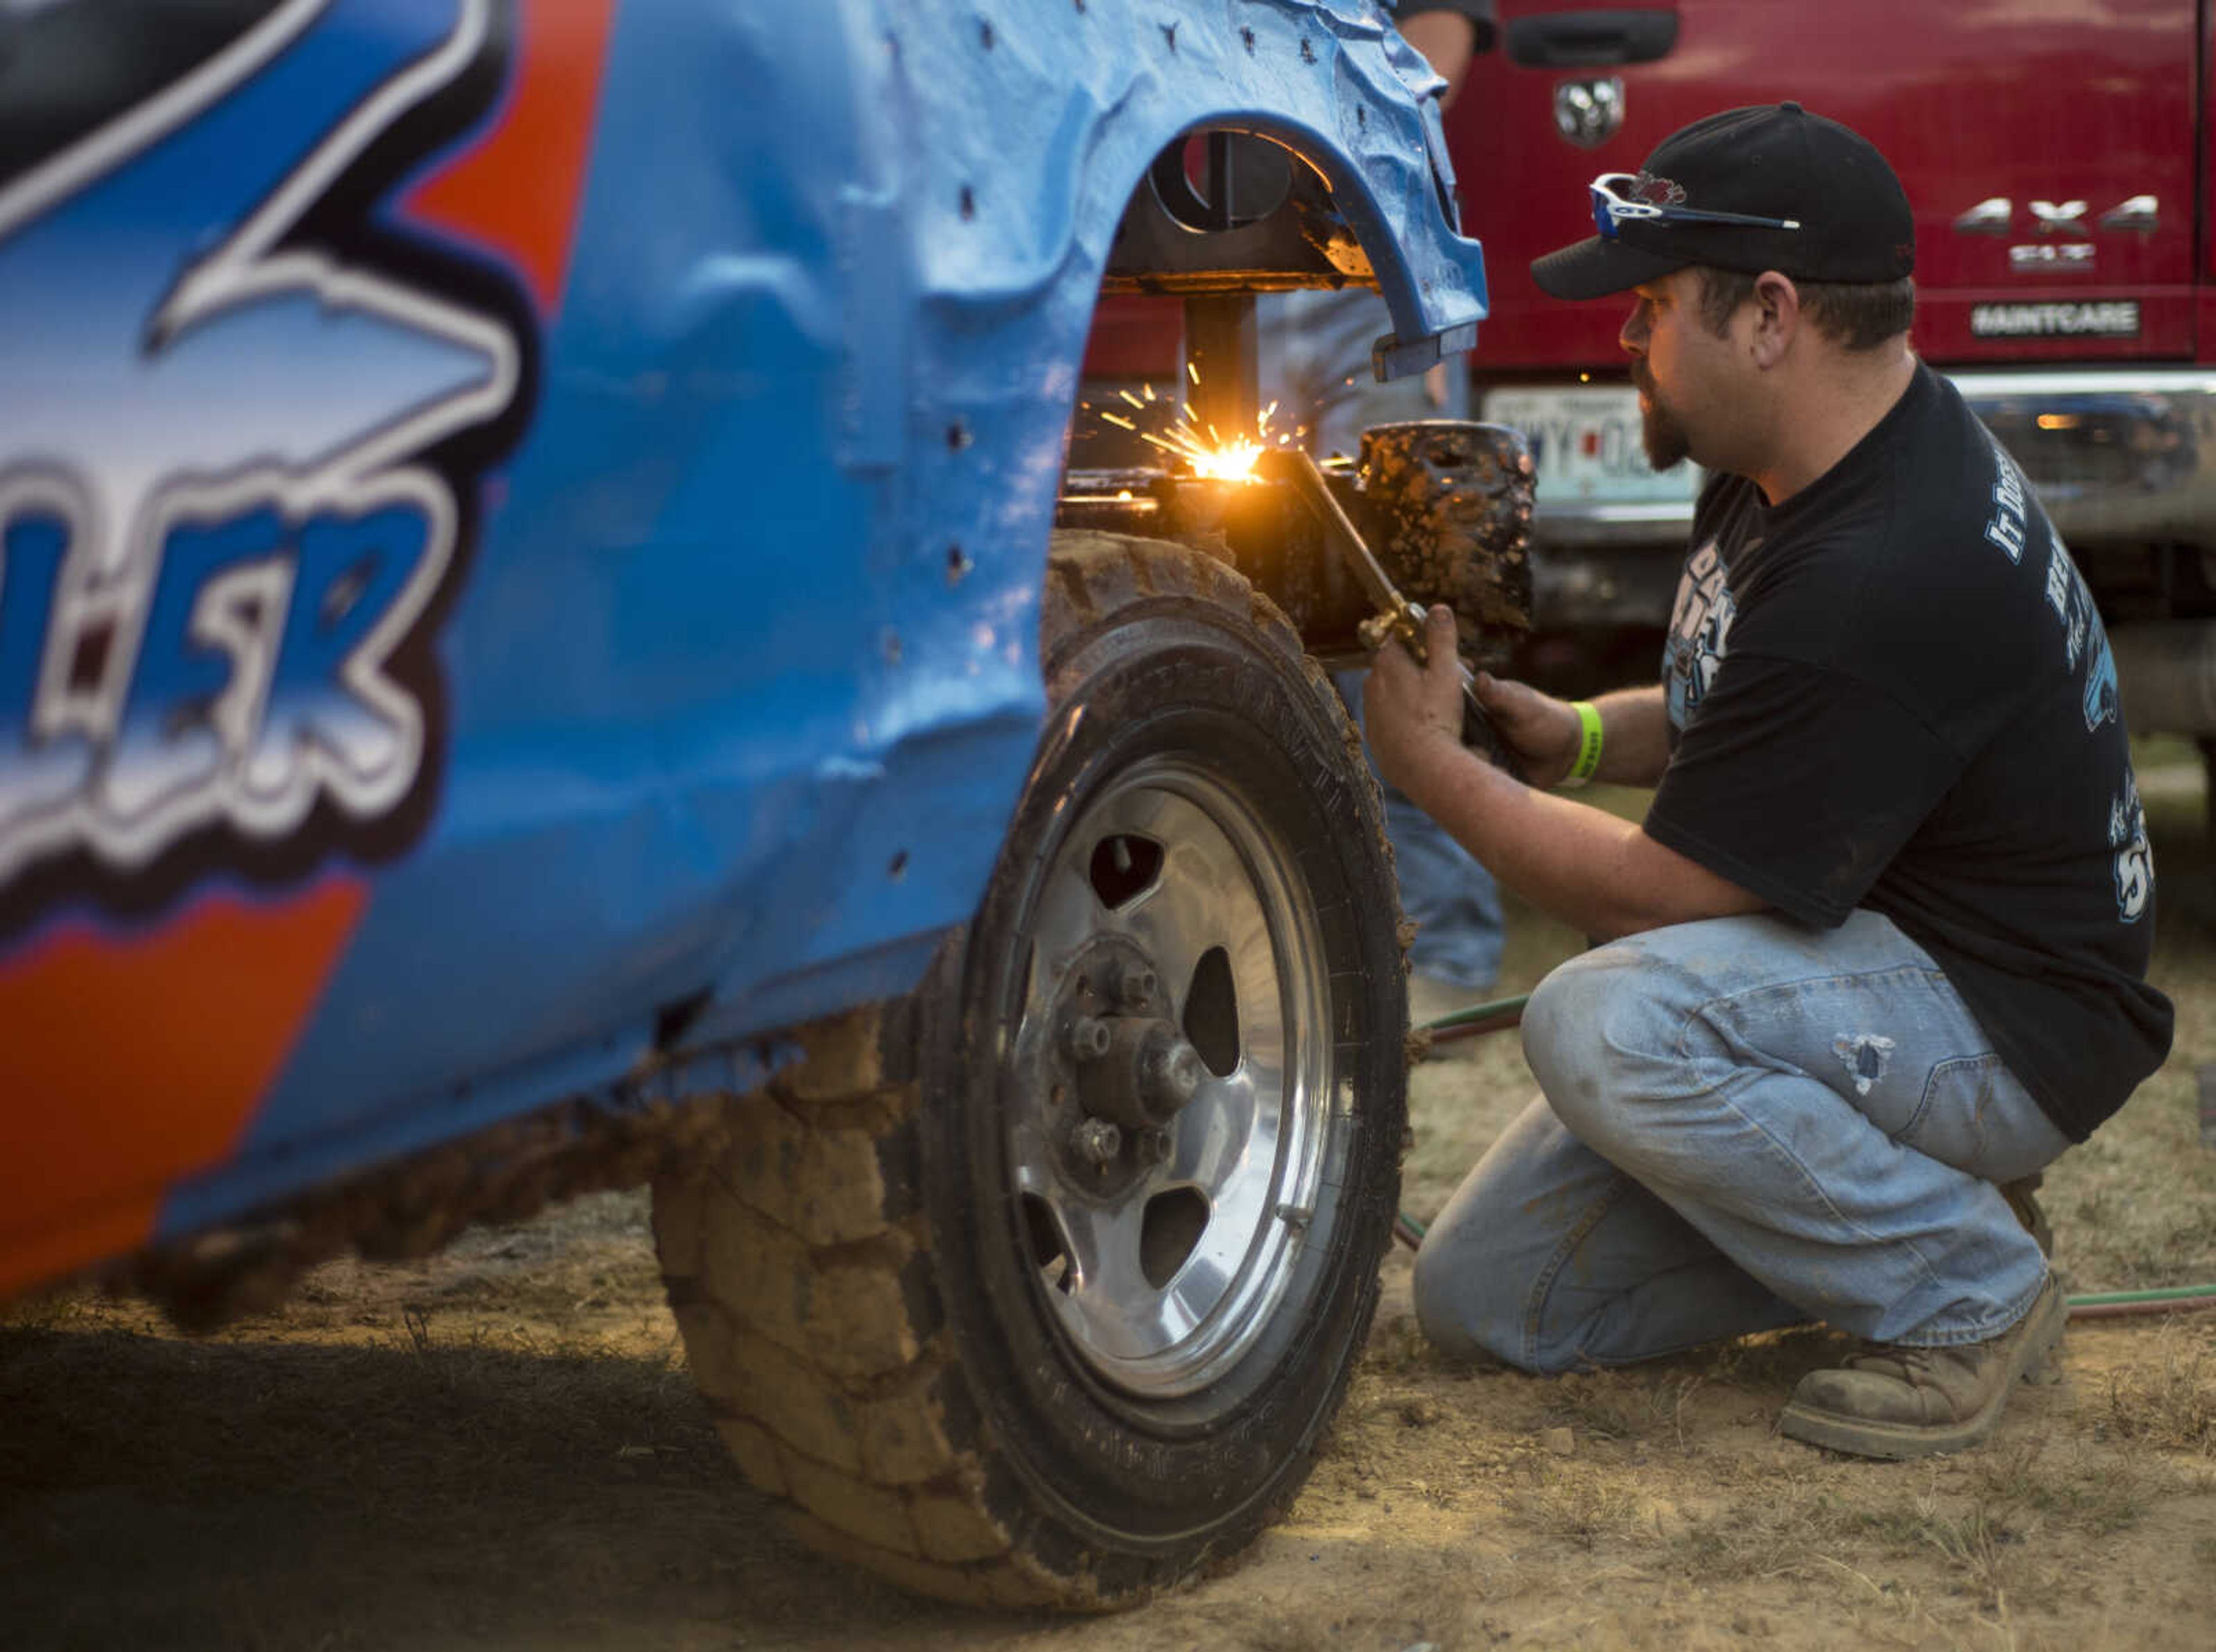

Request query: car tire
[{"left": 652, "top": 531, "right": 1408, "bottom": 1609}]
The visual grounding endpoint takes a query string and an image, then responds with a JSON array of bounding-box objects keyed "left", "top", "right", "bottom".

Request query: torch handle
[{"left": 1455, "top": 665, "right": 1525, "bottom": 782}]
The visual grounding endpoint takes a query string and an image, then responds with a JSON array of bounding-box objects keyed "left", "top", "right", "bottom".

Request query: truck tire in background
[{"left": 653, "top": 533, "right": 1408, "bottom": 1608}]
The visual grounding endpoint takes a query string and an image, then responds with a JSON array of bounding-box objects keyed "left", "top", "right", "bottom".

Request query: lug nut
[
  {"left": 1070, "top": 1117, "right": 1121, "bottom": 1167},
  {"left": 1065, "top": 1017, "right": 1112, "bottom": 1062}
]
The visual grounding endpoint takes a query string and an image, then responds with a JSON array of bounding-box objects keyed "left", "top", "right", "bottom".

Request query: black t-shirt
[{"left": 1644, "top": 364, "right": 2173, "bottom": 1141}]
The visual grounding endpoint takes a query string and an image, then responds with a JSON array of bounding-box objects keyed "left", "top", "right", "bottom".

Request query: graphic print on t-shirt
[
  {"left": 2110, "top": 771, "right": 2153, "bottom": 922},
  {"left": 2038, "top": 540, "right": 2092, "bottom": 669},
  {"left": 2036, "top": 538, "right": 2120, "bottom": 731},
  {"left": 1989, "top": 429, "right": 2121, "bottom": 737},
  {"left": 1664, "top": 538, "right": 1736, "bottom": 731},
  {"left": 1983, "top": 434, "right": 2031, "bottom": 564},
  {"left": 2001, "top": 438, "right": 2142, "bottom": 916}
]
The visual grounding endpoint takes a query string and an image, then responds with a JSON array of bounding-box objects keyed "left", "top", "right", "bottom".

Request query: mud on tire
[{"left": 653, "top": 533, "right": 1408, "bottom": 1608}]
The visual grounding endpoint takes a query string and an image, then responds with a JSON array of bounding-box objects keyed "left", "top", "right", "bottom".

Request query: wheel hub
[
  {"left": 1043, "top": 941, "right": 1203, "bottom": 1195},
  {"left": 1006, "top": 759, "right": 1331, "bottom": 1400}
]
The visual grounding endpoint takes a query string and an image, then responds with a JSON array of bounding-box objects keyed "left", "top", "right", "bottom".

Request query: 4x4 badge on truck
[
  {"left": 2030, "top": 199, "right": 2092, "bottom": 236},
  {"left": 1958, "top": 195, "right": 2161, "bottom": 253},
  {"left": 1554, "top": 78, "right": 1626, "bottom": 149}
]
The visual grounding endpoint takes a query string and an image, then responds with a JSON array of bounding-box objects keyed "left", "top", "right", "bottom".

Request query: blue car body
[{"left": 0, "top": 0, "right": 1485, "bottom": 1298}]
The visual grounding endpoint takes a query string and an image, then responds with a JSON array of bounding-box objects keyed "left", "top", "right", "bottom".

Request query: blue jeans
[
  {"left": 1413, "top": 911, "right": 2069, "bottom": 1372},
  {"left": 1334, "top": 675, "right": 1502, "bottom": 990}
]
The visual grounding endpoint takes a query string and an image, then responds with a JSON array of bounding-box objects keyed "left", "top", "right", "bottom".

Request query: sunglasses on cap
[{"left": 1589, "top": 172, "right": 1803, "bottom": 239}]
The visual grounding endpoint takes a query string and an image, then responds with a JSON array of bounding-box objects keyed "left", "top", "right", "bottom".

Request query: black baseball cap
[{"left": 1530, "top": 103, "right": 1915, "bottom": 301}]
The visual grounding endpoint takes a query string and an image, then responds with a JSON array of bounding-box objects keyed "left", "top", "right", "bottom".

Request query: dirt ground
[
  {"left": 5, "top": 1192, "right": 2211, "bottom": 1652},
  {"left": 7, "top": 762, "right": 2216, "bottom": 1651}
]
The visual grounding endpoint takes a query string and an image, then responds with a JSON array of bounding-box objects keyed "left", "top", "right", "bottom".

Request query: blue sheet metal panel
[
  {"left": 153, "top": 0, "right": 1487, "bottom": 1237},
  {"left": 752, "top": 0, "right": 1492, "bottom": 1012},
  {"left": 218, "top": 1, "right": 916, "bottom": 1168}
]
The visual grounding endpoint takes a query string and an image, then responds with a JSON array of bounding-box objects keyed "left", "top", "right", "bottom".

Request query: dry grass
[
  {"left": 1644, "top": 1445, "right": 2161, "bottom": 1617},
  {"left": 2097, "top": 1320, "right": 2216, "bottom": 1455},
  {"left": 1965, "top": 1436, "right": 2169, "bottom": 1535},
  {"left": 1528, "top": 1366, "right": 1713, "bottom": 1453},
  {"left": 1504, "top": 1460, "right": 1649, "bottom": 1548}
]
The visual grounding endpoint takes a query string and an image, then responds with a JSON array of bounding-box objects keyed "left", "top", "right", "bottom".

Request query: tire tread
[
  {"left": 657, "top": 1010, "right": 1067, "bottom": 1606},
  {"left": 657, "top": 533, "right": 1395, "bottom": 1612}
]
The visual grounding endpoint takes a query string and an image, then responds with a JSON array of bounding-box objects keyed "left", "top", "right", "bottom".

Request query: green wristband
[{"left": 1562, "top": 700, "right": 1604, "bottom": 788}]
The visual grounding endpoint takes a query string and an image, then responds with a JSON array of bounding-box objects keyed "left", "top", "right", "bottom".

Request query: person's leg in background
[
  {"left": 1260, "top": 289, "right": 1506, "bottom": 1012},
  {"left": 1335, "top": 673, "right": 1504, "bottom": 1011},
  {"left": 1259, "top": 287, "right": 1469, "bottom": 462}
]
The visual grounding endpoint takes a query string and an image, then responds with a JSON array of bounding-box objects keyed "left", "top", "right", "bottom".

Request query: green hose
[
  {"left": 1391, "top": 1204, "right": 2216, "bottom": 1317},
  {"left": 2067, "top": 1285, "right": 2216, "bottom": 1305},
  {"left": 1395, "top": 995, "right": 2216, "bottom": 1318},
  {"left": 1418, "top": 993, "right": 1530, "bottom": 1036}
]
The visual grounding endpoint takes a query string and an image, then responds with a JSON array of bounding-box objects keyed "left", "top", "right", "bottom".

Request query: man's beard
[{"left": 1634, "top": 364, "right": 1693, "bottom": 471}]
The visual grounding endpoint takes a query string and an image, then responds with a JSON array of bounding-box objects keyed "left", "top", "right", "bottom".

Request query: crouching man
[{"left": 1366, "top": 103, "right": 2173, "bottom": 1459}]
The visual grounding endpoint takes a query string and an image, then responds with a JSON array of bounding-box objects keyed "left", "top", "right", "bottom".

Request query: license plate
[{"left": 1481, "top": 384, "right": 1702, "bottom": 508}]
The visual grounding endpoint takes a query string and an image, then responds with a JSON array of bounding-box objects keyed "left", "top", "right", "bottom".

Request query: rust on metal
[
  {"left": 1354, "top": 421, "right": 1535, "bottom": 664},
  {"left": 114, "top": 1095, "right": 740, "bottom": 1332}
]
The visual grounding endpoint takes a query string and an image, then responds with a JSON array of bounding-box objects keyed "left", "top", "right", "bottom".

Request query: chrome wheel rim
[{"left": 1006, "top": 755, "right": 1332, "bottom": 1400}]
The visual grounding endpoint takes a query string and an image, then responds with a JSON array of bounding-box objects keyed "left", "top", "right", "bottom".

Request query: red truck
[{"left": 1450, "top": 0, "right": 2216, "bottom": 728}]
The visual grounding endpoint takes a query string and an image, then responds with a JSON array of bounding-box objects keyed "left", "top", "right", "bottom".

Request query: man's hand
[
  {"left": 1367, "top": 607, "right": 1588, "bottom": 794},
  {"left": 1362, "top": 606, "right": 1470, "bottom": 811},
  {"left": 1468, "top": 667, "right": 1587, "bottom": 790},
  {"left": 1363, "top": 610, "right": 1764, "bottom": 939}
]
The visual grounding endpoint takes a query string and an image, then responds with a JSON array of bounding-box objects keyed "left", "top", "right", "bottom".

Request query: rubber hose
[
  {"left": 1388, "top": 1212, "right": 2216, "bottom": 1322},
  {"left": 1418, "top": 993, "right": 1529, "bottom": 1048}
]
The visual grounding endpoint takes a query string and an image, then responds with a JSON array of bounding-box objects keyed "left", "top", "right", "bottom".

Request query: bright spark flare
[
  {"left": 1186, "top": 438, "right": 1267, "bottom": 482},
  {"left": 1092, "top": 373, "right": 1299, "bottom": 485},
  {"left": 1150, "top": 406, "right": 1276, "bottom": 482}
]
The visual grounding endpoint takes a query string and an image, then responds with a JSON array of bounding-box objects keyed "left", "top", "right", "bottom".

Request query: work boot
[{"left": 1777, "top": 1275, "right": 2066, "bottom": 1460}]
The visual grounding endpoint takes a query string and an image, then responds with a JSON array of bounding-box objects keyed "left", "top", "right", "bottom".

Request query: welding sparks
[
  {"left": 1185, "top": 437, "right": 1268, "bottom": 482},
  {"left": 1090, "top": 375, "right": 1301, "bottom": 485},
  {"left": 1134, "top": 399, "right": 1277, "bottom": 482}
]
